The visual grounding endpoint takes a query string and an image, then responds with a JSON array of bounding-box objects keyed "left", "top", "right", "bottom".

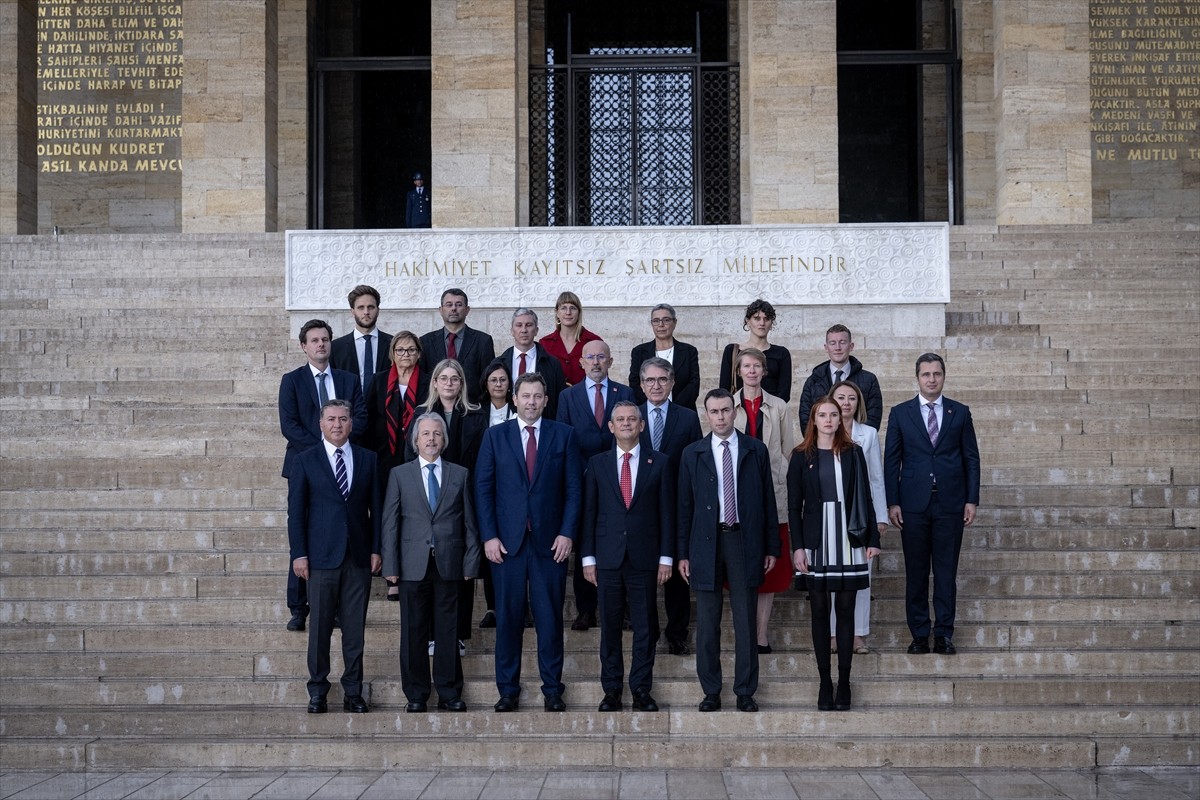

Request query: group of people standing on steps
[{"left": 279, "top": 284, "right": 981, "bottom": 716}]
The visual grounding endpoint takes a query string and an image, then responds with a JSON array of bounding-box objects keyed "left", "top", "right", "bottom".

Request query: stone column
[
  {"left": 742, "top": 0, "right": 839, "bottom": 223},
  {"left": 430, "top": 0, "right": 518, "bottom": 227},
  {"left": 961, "top": 0, "right": 997, "bottom": 222},
  {"left": 0, "top": 0, "right": 37, "bottom": 234},
  {"left": 993, "top": 1, "right": 1091, "bottom": 224},
  {"left": 276, "top": 0, "right": 307, "bottom": 231},
  {"left": 182, "top": 0, "right": 278, "bottom": 232}
]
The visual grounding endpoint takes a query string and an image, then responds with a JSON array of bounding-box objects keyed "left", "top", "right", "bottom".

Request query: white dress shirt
[{"left": 322, "top": 438, "right": 352, "bottom": 491}]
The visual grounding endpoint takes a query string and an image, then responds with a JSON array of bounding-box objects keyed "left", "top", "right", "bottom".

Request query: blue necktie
[
  {"left": 426, "top": 463, "right": 440, "bottom": 511},
  {"left": 651, "top": 407, "right": 664, "bottom": 451},
  {"left": 317, "top": 372, "right": 329, "bottom": 406},
  {"left": 334, "top": 448, "right": 348, "bottom": 498}
]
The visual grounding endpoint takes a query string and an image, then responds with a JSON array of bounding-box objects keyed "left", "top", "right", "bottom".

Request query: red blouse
[{"left": 540, "top": 326, "right": 602, "bottom": 386}]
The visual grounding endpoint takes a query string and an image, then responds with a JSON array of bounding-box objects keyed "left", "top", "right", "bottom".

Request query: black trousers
[
  {"left": 399, "top": 552, "right": 464, "bottom": 703},
  {"left": 306, "top": 556, "right": 370, "bottom": 699}
]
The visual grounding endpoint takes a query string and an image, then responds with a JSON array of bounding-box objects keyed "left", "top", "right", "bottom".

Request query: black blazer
[
  {"left": 405, "top": 403, "right": 489, "bottom": 473},
  {"left": 676, "top": 432, "right": 780, "bottom": 591},
  {"left": 419, "top": 326, "right": 496, "bottom": 405},
  {"left": 363, "top": 368, "right": 431, "bottom": 474},
  {"left": 498, "top": 344, "right": 568, "bottom": 419},
  {"left": 786, "top": 445, "right": 881, "bottom": 553},
  {"left": 637, "top": 401, "right": 702, "bottom": 489},
  {"left": 628, "top": 339, "right": 701, "bottom": 410},
  {"left": 330, "top": 330, "right": 393, "bottom": 386},
  {"left": 581, "top": 448, "right": 675, "bottom": 571}
]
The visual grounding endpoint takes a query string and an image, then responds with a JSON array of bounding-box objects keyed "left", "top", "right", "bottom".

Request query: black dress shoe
[
  {"left": 437, "top": 698, "right": 467, "bottom": 712},
  {"left": 544, "top": 693, "right": 566, "bottom": 712},
  {"left": 667, "top": 639, "right": 690, "bottom": 656},
  {"left": 479, "top": 610, "right": 496, "bottom": 628},
  {"left": 757, "top": 644, "right": 772, "bottom": 655},
  {"left": 834, "top": 681, "right": 852, "bottom": 711},
  {"left": 494, "top": 695, "right": 519, "bottom": 712},
  {"left": 817, "top": 679, "right": 834, "bottom": 711},
  {"left": 598, "top": 693, "right": 623, "bottom": 712},
  {"left": 385, "top": 578, "right": 399, "bottom": 601},
  {"left": 343, "top": 694, "right": 369, "bottom": 713},
  {"left": 736, "top": 695, "right": 759, "bottom": 712},
  {"left": 907, "top": 637, "right": 931, "bottom": 654},
  {"left": 570, "top": 612, "right": 596, "bottom": 631},
  {"left": 287, "top": 615, "right": 305, "bottom": 632},
  {"left": 698, "top": 693, "right": 721, "bottom": 712},
  {"left": 632, "top": 690, "right": 659, "bottom": 712},
  {"left": 933, "top": 636, "right": 957, "bottom": 655},
  {"left": 307, "top": 696, "right": 327, "bottom": 714},
  {"left": 405, "top": 700, "right": 428, "bottom": 713}
]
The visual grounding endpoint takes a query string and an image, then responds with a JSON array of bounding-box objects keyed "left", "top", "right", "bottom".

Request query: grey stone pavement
[{"left": 1, "top": 768, "right": 1196, "bottom": 800}]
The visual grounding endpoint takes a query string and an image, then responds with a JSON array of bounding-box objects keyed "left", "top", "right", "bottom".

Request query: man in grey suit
[
  {"left": 382, "top": 413, "right": 482, "bottom": 713},
  {"left": 677, "top": 388, "right": 779, "bottom": 713}
]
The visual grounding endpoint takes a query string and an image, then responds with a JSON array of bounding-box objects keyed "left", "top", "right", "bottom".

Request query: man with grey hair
[
  {"left": 628, "top": 303, "right": 701, "bottom": 410},
  {"left": 498, "top": 307, "right": 567, "bottom": 418},
  {"left": 381, "top": 412, "right": 481, "bottom": 712}
]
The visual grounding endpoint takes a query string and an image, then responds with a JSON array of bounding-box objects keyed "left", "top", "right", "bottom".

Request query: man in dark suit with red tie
[
  {"left": 636, "top": 357, "right": 703, "bottom": 655},
  {"left": 278, "top": 319, "right": 366, "bottom": 632},
  {"left": 677, "top": 388, "right": 779, "bottom": 713},
  {"left": 288, "top": 399, "right": 382, "bottom": 714},
  {"left": 885, "top": 353, "right": 981, "bottom": 657},
  {"left": 581, "top": 401, "right": 673, "bottom": 712},
  {"left": 418, "top": 288, "right": 496, "bottom": 405},
  {"left": 329, "top": 285, "right": 393, "bottom": 396},
  {"left": 556, "top": 339, "right": 634, "bottom": 631},
  {"left": 498, "top": 308, "right": 567, "bottom": 419},
  {"left": 473, "top": 372, "right": 581, "bottom": 712}
]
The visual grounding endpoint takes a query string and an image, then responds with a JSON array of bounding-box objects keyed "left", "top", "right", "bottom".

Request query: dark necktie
[
  {"left": 518, "top": 352, "right": 528, "bottom": 375},
  {"left": 593, "top": 383, "right": 605, "bottom": 427},
  {"left": 317, "top": 372, "right": 329, "bottom": 405},
  {"left": 721, "top": 440, "right": 737, "bottom": 524},
  {"left": 362, "top": 335, "right": 373, "bottom": 390},
  {"left": 447, "top": 332, "right": 457, "bottom": 360},
  {"left": 926, "top": 402, "right": 939, "bottom": 446},
  {"left": 426, "top": 463, "right": 439, "bottom": 511},
  {"left": 620, "top": 452, "right": 633, "bottom": 508},
  {"left": 334, "top": 448, "right": 348, "bottom": 498},
  {"left": 525, "top": 425, "right": 537, "bottom": 482},
  {"left": 835, "top": 368, "right": 844, "bottom": 384}
]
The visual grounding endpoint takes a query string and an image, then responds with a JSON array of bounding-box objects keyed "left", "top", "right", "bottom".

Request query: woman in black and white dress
[{"left": 788, "top": 397, "right": 881, "bottom": 711}]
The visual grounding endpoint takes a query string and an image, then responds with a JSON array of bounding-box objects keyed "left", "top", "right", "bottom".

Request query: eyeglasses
[
  {"left": 393, "top": 347, "right": 419, "bottom": 356},
  {"left": 581, "top": 354, "right": 609, "bottom": 362},
  {"left": 641, "top": 377, "right": 671, "bottom": 386},
  {"left": 650, "top": 317, "right": 675, "bottom": 325},
  {"left": 436, "top": 375, "right": 462, "bottom": 383},
  {"left": 487, "top": 377, "right": 509, "bottom": 385}
]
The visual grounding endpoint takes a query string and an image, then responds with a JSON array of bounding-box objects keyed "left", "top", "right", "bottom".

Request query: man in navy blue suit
[
  {"left": 637, "top": 357, "right": 702, "bottom": 655},
  {"left": 581, "top": 401, "right": 674, "bottom": 712},
  {"left": 474, "top": 372, "right": 581, "bottom": 712},
  {"left": 884, "top": 353, "right": 981, "bottom": 656},
  {"left": 279, "top": 319, "right": 366, "bottom": 632},
  {"left": 556, "top": 339, "right": 634, "bottom": 631},
  {"left": 288, "top": 399, "right": 382, "bottom": 714}
]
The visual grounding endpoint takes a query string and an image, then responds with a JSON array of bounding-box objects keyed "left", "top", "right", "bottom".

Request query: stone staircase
[{"left": 1, "top": 224, "right": 1197, "bottom": 771}]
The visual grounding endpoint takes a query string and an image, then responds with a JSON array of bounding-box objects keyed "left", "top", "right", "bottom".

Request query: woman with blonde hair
[{"left": 540, "top": 291, "right": 602, "bottom": 386}]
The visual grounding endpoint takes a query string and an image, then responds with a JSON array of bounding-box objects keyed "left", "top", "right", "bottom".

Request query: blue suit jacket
[
  {"left": 883, "top": 396, "right": 981, "bottom": 513},
  {"left": 676, "top": 432, "right": 780, "bottom": 591},
  {"left": 278, "top": 364, "right": 366, "bottom": 478},
  {"left": 287, "top": 442, "right": 382, "bottom": 569},
  {"left": 556, "top": 379, "right": 635, "bottom": 463},
  {"left": 581, "top": 448, "right": 675, "bottom": 571},
  {"left": 473, "top": 418, "right": 582, "bottom": 556}
]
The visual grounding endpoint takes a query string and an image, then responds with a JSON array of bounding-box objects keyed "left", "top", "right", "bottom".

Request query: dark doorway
[
  {"left": 836, "top": 0, "right": 962, "bottom": 223},
  {"left": 310, "top": 1, "right": 431, "bottom": 229}
]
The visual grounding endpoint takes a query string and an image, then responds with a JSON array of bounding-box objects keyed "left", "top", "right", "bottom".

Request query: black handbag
[{"left": 845, "top": 449, "right": 871, "bottom": 549}]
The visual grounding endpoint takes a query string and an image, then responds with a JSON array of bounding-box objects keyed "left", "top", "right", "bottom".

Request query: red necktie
[
  {"left": 620, "top": 452, "right": 633, "bottom": 508},
  {"left": 525, "top": 425, "right": 537, "bottom": 482},
  {"left": 593, "top": 383, "right": 605, "bottom": 426},
  {"left": 518, "top": 352, "right": 528, "bottom": 375},
  {"left": 447, "top": 332, "right": 457, "bottom": 360}
]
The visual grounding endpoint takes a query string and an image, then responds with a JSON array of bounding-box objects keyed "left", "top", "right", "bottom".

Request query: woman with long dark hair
[{"left": 788, "top": 397, "right": 881, "bottom": 710}]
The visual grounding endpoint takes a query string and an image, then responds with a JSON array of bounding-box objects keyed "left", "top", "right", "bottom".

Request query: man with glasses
[
  {"left": 419, "top": 288, "right": 496, "bottom": 405},
  {"left": 628, "top": 303, "right": 701, "bottom": 410},
  {"left": 556, "top": 340, "right": 634, "bottom": 631}
]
